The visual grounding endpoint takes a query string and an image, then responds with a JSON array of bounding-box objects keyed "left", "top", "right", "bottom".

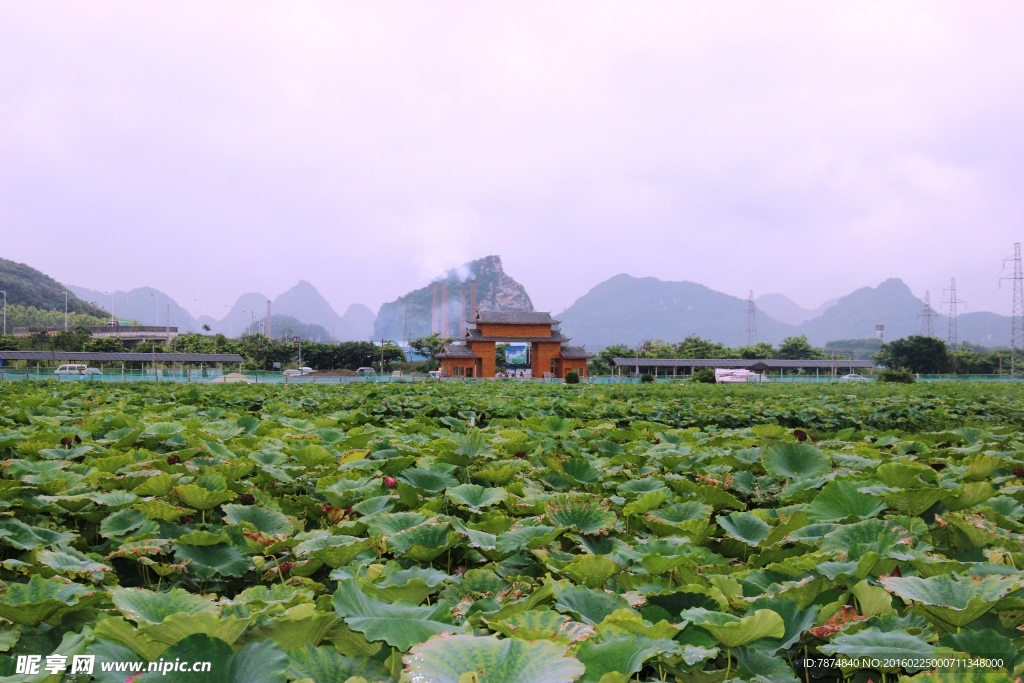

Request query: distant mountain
[
  {"left": 68, "top": 285, "right": 201, "bottom": 331},
  {"left": 340, "top": 304, "right": 376, "bottom": 341},
  {"left": 260, "top": 315, "right": 332, "bottom": 342},
  {"left": 209, "top": 292, "right": 271, "bottom": 337},
  {"left": 756, "top": 293, "right": 838, "bottom": 326},
  {"left": 794, "top": 278, "right": 1012, "bottom": 347},
  {"left": 374, "top": 255, "right": 533, "bottom": 341},
  {"left": 557, "top": 274, "right": 799, "bottom": 348},
  {"left": 2, "top": 258, "right": 108, "bottom": 318}
]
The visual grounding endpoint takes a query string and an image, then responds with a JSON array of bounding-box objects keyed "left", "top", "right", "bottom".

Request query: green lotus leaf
[
  {"left": 332, "top": 579, "right": 462, "bottom": 651},
  {"left": 90, "top": 490, "right": 138, "bottom": 507},
  {"left": 594, "top": 609, "right": 679, "bottom": 640},
  {"left": 446, "top": 484, "right": 508, "bottom": 512},
  {"left": 237, "top": 583, "right": 315, "bottom": 607},
  {"left": 879, "top": 574, "right": 1019, "bottom": 629},
  {"left": 937, "top": 629, "right": 1016, "bottom": 668},
  {"left": 734, "top": 646, "right": 800, "bottom": 683},
  {"left": 561, "top": 459, "right": 601, "bottom": 484},
  {"left": 134, "top": 500, "right": 191, "bottom": 522},
  {"left": 717, "top": 512, "right": 770, "bottom": 547},
  {"left": 294, "top": 444, "right": 335, "bottom": 467},
  {"left": 176, "top": 530, "right": 231, "bottom": 546},
  {"left": 363, "top": 566, "right": 449, "bottom": 604},
  {"left": 100, "top": 508, "right": 150, "bottom": 539},
  {"left": 488, "top": 610, "right": 596, "bottom": 643},
  {"left": 0, "top": 518, "right": 75, "bottom": 550},
  {"left": 819, "top": 519, "right": 913, "bottom": 559},
  {"left": 138, "top": 611, "right": 255, "bottom": 649},
  {"left": 203, "top": 423, "right": 244, "bottom": 441},
  {"left": 616, "top": 478, "right": 668, "bottom": 497},
  {"left": 237, "top": 415, "right": 261, "bottom": 434},
  {"left": 135, "top": 634, "right": 288, "bottom": 683},
  {"left": 85, "top": 639, "right": 145, "bottom": 683},
  {"left": 174, "top": 543, "right": 250, "bottom": 579},
  {"left": 222, "top": 504, "right": 293, "bottom": 535},
  {"left": 910, "top": 673, "right": 1016, "bottom": 683},
  {"left": 132, "top": 472, "right": 176, "bottom": 497},
  {"left": 387, "top": 522, "right": 460, "bottom": 561},
  {"left": 883, "top": 487, "right": 948, "bottom": 516},
  {"left": 143, "top": 422, "right": 186, "bottom": 437},
  {"left": 752, "top": 425, "right": 788, "bottom": 438},
  {"left": 496, "top": 525, "right": 564, "bottom": 556},
  {"left": 643, "top": 501, "right": 712, "bottom": 541},
  {"left": 576, "top": 633, "right": 668, "bottom": 683},
  {"left": 561, "top": 554, "right": 621, "bottom": 589},
  {"left": 111, "top": 586, "right": 218, "bottom": 625},
  {"left": 849, "top": 579, "right": 896, "bottom": 617},
  {"left": 286, "top": 644, "right": 389, "bottom": 683},
  {"left": 0, "top": 574, "right": 95, "bottom": 626},
  {"left": 396, "top": 468, "right": 458, "bottom": 494},
  {"left": 622, "top": 490, "right": 667, "bottom": 517},
  {"left": 35, "top": 544, "right": 111, "bottom": 578},
  {"left": 235, "top": 602, "right": 337, "bottom": 650},
  {"left": 546, "top": 495, "right": 617, "bottom": 535},
  {"left": 944, "top": 481, "right": 996, "bottom": 512},
  {"left": 682, "top": 608, "right": 785, "bottom": 648},
  {"left": 761, "top": 443, "right": 831, "bottom": 480},
  {"left": 744, "top": 598, "right": 817, "bottom": 652},
  {"left": 174, "top": 484, "right": 237, "bottom": 510},
  {"left": 366, "top": 512, "right": 430, "bottom": 537},
  {"left": 805, "top": 480, "right": 887, "bottom": 522},
  {"left": 307, "top": 536, "right": 378, "bottom": 568},
  {"left": 820, "top": 628, "right": 935, "bottom": 668},
  {"left": 554, "top": 584, "right": 634, "bottom": 625},
  {"left": 875, "top": 461, "right": 937, "bottom": 488},
  {"left": 403, "top": 633, "right": 585, "bottom": 683}
]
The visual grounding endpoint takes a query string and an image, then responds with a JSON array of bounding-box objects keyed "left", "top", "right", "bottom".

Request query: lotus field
[{"left": 1, "top": 381, "right": 1024, "bottom": 683}]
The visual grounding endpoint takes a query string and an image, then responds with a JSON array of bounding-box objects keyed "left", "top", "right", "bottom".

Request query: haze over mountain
[
  {"left": 756, "top": 293, "right": 838, "bottom": 326},
  {"left": 374, "top": 256, "right": 533, "bottom": 341},
  {"left": 69, "top": 284, "right": 201, "bottom": 331},
  {"left": 556, "top": 274, "right": 1014, "bottom": 349}
]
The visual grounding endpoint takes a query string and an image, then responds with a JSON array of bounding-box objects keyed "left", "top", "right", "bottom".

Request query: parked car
[
  {"left": 282, "top": 367, "right": 314, "bottom": 377},
  {"left": 54, "top": 364, "right": 88, "bottom": 375},
  {"left": 840, "top": 373, "right": 869, "bottom": 382},
  {"left": 84, "top": 368, "right": 102, "bottom": 377},
  {"left": 391, "top": 370, "right": 402, "bottom": 377},
  {"left": 356, "top": 367, "right": 376, "bottom": 376},
  {"left": 427, "top": 370, "right": 441, "bottom": 379}
]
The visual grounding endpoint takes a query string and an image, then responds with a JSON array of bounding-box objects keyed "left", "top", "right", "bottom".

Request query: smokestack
[
  {"left": 266, "top": 301, "right": 272, "bottom": 339},
  {"left": 441, "top": 280, "right": 449, "bottom": 337},
  {"left": 459, "top": 283, "right": 467, "bottom": 337},
  {"left": 471, "top": 280, "right": 477, "bottom": 321},
  {"left": 432, "top": 283, "right": 439, "bottom": 334}
]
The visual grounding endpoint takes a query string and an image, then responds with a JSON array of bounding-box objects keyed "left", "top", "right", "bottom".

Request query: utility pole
[
  {"left": 64, "top": 291, "right": 68, "bottom": 331},
  {"left": 380, "top": 338, "right": 386, "bottom": 374},
  {"left": 918, "top": 291, "right": 935, "bottom": 337},
  {"left": 1, "top": 291, "right": 5, "bottom": 336},
  {"left": 746, "top": 291, "right": 757, "bottom": 346},
  {"left": 1002, "top": 243, "right": 1023, "bottom": 377},
  {"left": 943, "top": 278, "right": 966, "bottom": 374}
]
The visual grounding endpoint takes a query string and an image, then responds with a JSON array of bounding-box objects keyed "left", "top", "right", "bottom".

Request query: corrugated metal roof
[
  {"left": 560, "top": 345, "right": 594, "bottom": 359},
  {"left": 438, "top": 344, "right": 477, "bottom": 358},
  {"left": 0, "top": 351, "right": 245, "bottom": 363},
  {"left": 473, "top": 311, "right": 559, "bottom": 324},
  {"left": 610, "top": 358, "right": 873, "bottom": 369},
  {"left": 465, "top": 329, "right": 570, "bottom": 343}
]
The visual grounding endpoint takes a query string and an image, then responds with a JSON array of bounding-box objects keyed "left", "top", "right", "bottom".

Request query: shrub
[
  {"left": 692, "top": 368, "right": 717, "bottom": 384},
  {"left": 564, "top": 371, "right": 580, "bottom": 384},
  {"left": 639, "top": 373, "right": 655, "bottom": 383},
  {"left": 877, "top": 368, "right": 916, "bottom": 383}
]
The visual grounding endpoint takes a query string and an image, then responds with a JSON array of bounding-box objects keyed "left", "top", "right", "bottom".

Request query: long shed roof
[
  {"left": 610, "top": 358, "right": 873, "bottom": 369},
  {"left": 0, "top": 351, "right": 245, "bottom": 363},
  {"left": 473, "top": 312, "right": 559, "bottom": 324}
]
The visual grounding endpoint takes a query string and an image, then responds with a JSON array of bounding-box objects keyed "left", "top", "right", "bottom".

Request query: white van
[{"left": 54, "top": 364, "right": 88, "bottom": 376}]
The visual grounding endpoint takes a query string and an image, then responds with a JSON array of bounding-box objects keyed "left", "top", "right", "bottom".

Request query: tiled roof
[
  {"left": 560, "top": 345, "right": 594, "bottom": 359},
  {"left": 438, "top": 344, "right": 477, "bottom": 358},
  {"left": 473, "top": 311, "right": 559, "bottom": 324},
  {"left": 465, "top": 329, "right": 570, "bottom": 343}
]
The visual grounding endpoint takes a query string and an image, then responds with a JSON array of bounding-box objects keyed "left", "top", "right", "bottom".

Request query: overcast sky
[{"left": 2, "top": 2, "right": 1023, "bottom": 319}]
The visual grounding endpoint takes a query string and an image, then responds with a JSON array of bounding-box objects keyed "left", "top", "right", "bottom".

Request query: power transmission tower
[
  {"left": 746, "top": 291, "right": 757, "bottom": 346},
  {"left": 1002, "top": 242, "right": 1023, "bottom": 377},
  {"left": 942, "top": 279, "right": 966, "bottom": 373},
  {"left": 917, "top": 291, "right": 935, "bottom": 337}
]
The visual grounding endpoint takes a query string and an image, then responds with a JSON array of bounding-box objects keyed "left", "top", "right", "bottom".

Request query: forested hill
[{"left": 0, "top": 258, "right": 109, "bottom": 317}]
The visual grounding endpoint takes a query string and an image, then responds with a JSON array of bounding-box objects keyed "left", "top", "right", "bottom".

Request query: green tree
[
  {"left": 84, "top": 337, "right": 125, "bottom": 353},
  {"left": 775, "top": 335, "right": 825, "bottom": 360},
  {"left": 409, "top": 334, "right": 455, "bottom": 370},
  {"left": 0, "top": 335, "right": 18, "bottom": 351},
  {"left": 589, "top": 344, "right": 634, "bottom": 375},
  {"left": 737, "top": 342, "right": 774, "bottom": 359},
  {"left": 674, "top": 335, "right": 733, "bottom": 359},
  {"left": 875, "top": 336, "right": 947, "bottom": 374}
]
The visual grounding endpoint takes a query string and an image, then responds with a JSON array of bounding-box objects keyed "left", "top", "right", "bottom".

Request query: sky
[{"left": 2, "top": 2, "right": 1024, "bottom": 320}]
